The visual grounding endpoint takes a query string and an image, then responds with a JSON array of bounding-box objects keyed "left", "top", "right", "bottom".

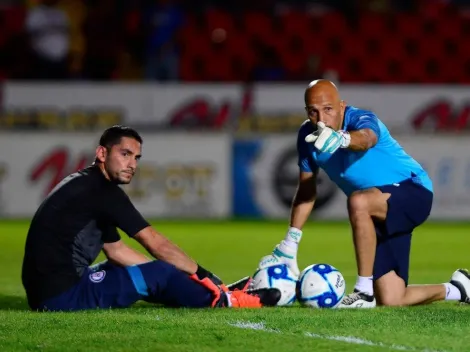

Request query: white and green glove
[
  {"left": 258, "top": 228, "right": 302, "bottom": 278},
  {"left": 305, "top": 122, "right": 350, "bottom": 154}
]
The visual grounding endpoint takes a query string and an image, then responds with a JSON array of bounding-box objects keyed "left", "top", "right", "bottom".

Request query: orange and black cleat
[
  {"left": 215, "top": 288, "right": 281, "bottom": 308},
  {"left": 226, "top": 276, "right": 253, "bottom": 292}
]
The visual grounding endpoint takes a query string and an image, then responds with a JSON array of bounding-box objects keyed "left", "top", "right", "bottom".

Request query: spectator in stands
[
  {"left": 143, "top": 0, "right": 184, "bottom": 82},
  {"left": 25, "top": 0, "right": 70, "bottom": 80},
  {"left": 82, "top": 0, "right": 122, "bottom": 80}
]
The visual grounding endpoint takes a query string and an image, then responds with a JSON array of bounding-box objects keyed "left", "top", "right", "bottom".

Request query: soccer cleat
[
  {"left": 217, "top": 288, "right": 281, "bottom": 308},
  {"left": 226, "top": 276, "right": 252, "bottom": 292},
  {"left": 450, "top": 269, "right": 470, "bottom": 304},
  {"left": 338, "top": 289, "right": 376, "bottom": 308}
]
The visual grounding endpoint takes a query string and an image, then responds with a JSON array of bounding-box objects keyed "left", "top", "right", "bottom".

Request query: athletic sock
[
  {"left": 444, "top": 283, "right": 462, "bottom": 301},
  {"left": 354, "top": 275, "right": 374, "bottom": 295}
]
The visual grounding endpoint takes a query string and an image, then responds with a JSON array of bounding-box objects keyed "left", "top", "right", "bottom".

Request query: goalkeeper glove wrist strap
[
  {"left": 338, "top": 130, "right": 351, "bottom": 148},
  {"left": 196, "top": 264, "right": 213, "bottom": 280}
]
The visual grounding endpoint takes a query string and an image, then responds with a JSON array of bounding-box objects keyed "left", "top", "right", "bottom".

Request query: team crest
[{"left": 89, "top": 270, "right": 106, "bottom": 283}]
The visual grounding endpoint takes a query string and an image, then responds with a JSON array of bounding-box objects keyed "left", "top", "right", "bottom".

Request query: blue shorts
[
  {"left": 373, "top": 179, "right": 433, "bottom": 285},
  {"left": 39, "top": 261, "right": 213, "bottom": 311}
]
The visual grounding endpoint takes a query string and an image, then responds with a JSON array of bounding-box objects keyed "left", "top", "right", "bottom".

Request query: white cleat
[
  {"left": 450, "top": 269, "right": 470, "bottom": 304},
  {"left": 338, "top": 290, "right": 376, "bottom": 308}
]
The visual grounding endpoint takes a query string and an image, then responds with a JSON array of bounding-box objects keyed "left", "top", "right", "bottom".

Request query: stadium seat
[{"left": 176, "top": 8, "right": 470, "bottom": 83}]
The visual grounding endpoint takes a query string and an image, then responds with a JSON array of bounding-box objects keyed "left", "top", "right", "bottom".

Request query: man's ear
[
  {"left": 340, "top": 99, "right": 347, "bottom": 114},
  {"left": 95, "top": 146, "right": 107, "bottom": 163}
]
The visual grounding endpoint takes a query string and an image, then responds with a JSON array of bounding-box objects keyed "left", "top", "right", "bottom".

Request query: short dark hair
[{"left": 99, "top": 125, "right": 143, "bottom": 149}]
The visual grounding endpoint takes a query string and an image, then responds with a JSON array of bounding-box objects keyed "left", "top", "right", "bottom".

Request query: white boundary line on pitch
[{"left": 228, "top": 321, "right": 447, "bottom": 352}]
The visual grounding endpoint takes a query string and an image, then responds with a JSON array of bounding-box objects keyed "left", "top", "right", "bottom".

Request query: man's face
[
  {"left": 101, "top": 137, "right": 142, "bottom": 184},
  {"left": 305, "top": 89, "right": 345, "bottom": 131}
]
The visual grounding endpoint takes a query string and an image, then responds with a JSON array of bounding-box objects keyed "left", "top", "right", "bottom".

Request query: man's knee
[
  {"left": 348, "top": 188, "right": 390, "bottom": 220},
  {"left": 348, "top": 191, "right": 371, "bottom": 215},
  {"left": 377, "top": 292, "right": 405, "bottom": 307},
  {"left": 374, "top": 271, "right": 406, "bottom": 306}
]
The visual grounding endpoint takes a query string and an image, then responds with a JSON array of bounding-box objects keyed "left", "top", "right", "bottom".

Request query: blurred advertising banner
[
  {"left": 233, "top": 135, "right": 470, "bottom": 220},
  {"left": 238, "top": 84, "right": 470, "bottom": 133},
  {"left": 0, "top": 132, "right": 231, "bottom": 218},
  {"left": 2, "top": 82, "right": 470, "bottom": 132},
  {"left": 0, "top": 83, "right": 241, "bottom": 131}
]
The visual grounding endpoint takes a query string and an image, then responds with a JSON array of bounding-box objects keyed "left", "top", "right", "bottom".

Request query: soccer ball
[
  {"left": 251, "top": 264, "right": 297, "bottom": 306},
  {"left": 296, "top": 263, "right": 346, "bottom": 308}
]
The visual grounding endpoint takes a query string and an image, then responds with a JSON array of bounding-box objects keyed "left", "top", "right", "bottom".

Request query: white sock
[
  {"left": 354, "top": 276, "right": 374, "bottom": 295},
  {"left": 282, "top": 227, "right": 302, "bottom": 250},
  {"left": 444, "top": 283, "right": 461, "bottom": 301}
]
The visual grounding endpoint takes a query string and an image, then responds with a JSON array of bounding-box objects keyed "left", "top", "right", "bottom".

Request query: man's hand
[
  {"left": 258, "top": 243, "right": 300, "bottom": 278},
  {"left": 305, "top": 122, "right": 350, "bottom": 154},
  {"left": 194, "top": 265, "right": 224, "bottom": 286},
  {"left": 189, "top": 265, "right": 228, "bottom": 307}
]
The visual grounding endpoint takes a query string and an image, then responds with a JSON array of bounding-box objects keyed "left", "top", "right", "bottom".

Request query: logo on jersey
[{"left": 89, "top": 270, "right": 106, "bottom": 283}]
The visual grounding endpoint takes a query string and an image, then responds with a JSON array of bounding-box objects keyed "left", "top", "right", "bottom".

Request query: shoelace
[{"left": 341, "top": 292, "right": 362, "bottom": 305}]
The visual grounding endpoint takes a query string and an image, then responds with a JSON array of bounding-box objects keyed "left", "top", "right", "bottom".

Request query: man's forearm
[
  {"left": 290, "top": 193, "right": 315, "bottom": 230},
  {"left": 108, "top": 245, "right": 151, "bottom": 267},
  {"left": 135, "top": 227, "right": 198, "bottom": 274},
  {"left": 149, "top": 237, "right": 198, "bottom": 274},
  {"left": 347, "top": 129, "right": 377, "bottom": 151}
]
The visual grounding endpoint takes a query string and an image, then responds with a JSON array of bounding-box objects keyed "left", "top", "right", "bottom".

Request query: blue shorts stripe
[{"left": 125, "top": 265, "right": 149, "bottom": 297}]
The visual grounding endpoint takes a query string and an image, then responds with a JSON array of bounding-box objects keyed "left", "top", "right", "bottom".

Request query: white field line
[{"left": 228, "top": 320, "right": 447, "bottom": 352}]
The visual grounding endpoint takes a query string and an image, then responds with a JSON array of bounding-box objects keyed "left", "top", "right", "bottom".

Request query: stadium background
[
  {"left": 1, "top": 2, "right": 470, "bottom": 351},
  {"left": 0, "top": 0, "right": 469, "bottom": 222}
]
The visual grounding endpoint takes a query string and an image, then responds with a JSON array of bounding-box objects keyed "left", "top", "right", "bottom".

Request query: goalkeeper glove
[
  {"left": 258, "top": 243, "right": 300, "bottom": 278},
  {"left": 189, "top": 264, "right": 229, "bottom": 307},
  {"left": 305, "top": 122, "right": 350, "bottom": 154}
]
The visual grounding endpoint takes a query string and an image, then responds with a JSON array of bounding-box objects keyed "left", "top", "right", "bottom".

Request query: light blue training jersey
[{"left": 297, "top": 105, "right": 433, "bottom": 196}]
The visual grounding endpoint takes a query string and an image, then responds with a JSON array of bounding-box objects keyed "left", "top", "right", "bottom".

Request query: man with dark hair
[{"left": 22, "top": 125, "right": 280, "bottom": 311}]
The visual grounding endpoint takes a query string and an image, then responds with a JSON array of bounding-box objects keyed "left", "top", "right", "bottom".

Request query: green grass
[{"left": 1, "top": 220, "right": 470, "bottom": 351}]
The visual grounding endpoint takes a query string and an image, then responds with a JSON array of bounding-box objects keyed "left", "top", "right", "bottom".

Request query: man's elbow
[{"left": 364, "top": 129, "right": 378, "bottom": 148}]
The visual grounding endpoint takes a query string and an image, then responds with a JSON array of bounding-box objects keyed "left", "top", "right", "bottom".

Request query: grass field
[{"left": 1, "top": 220, "right": 469, "bottom": 352}]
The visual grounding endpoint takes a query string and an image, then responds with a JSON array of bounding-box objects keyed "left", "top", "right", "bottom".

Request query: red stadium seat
[{"left": 177, "top": 8, "right": 470, "bottom": 83}]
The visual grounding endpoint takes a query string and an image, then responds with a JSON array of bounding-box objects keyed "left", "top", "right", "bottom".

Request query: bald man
[{"left": 257, "top": 80, "right": 470, "bottom": 308}]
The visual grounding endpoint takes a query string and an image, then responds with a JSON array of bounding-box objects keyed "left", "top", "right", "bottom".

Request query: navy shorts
[
  {"left": 372, "top": 178, "right": 433, "bottom": 285},
  {"left": 39, "top": 260, "right": 213, "bottom": 311}
]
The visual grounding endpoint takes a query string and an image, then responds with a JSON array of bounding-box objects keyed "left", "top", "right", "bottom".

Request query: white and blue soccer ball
[
  {"left": 251, "top": 264, "right": 297, "bottom": 306},
  {"left": 296, "top": 263, "right": 346, "bottom": 308}
]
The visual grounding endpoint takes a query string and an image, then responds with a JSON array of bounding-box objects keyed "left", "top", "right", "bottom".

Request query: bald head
[
  {"left": 305, "top": 79, "right": 340, "bottom": 103},
  {"left": 304, "top": 80, "right": 345, "bottom": 130}
]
